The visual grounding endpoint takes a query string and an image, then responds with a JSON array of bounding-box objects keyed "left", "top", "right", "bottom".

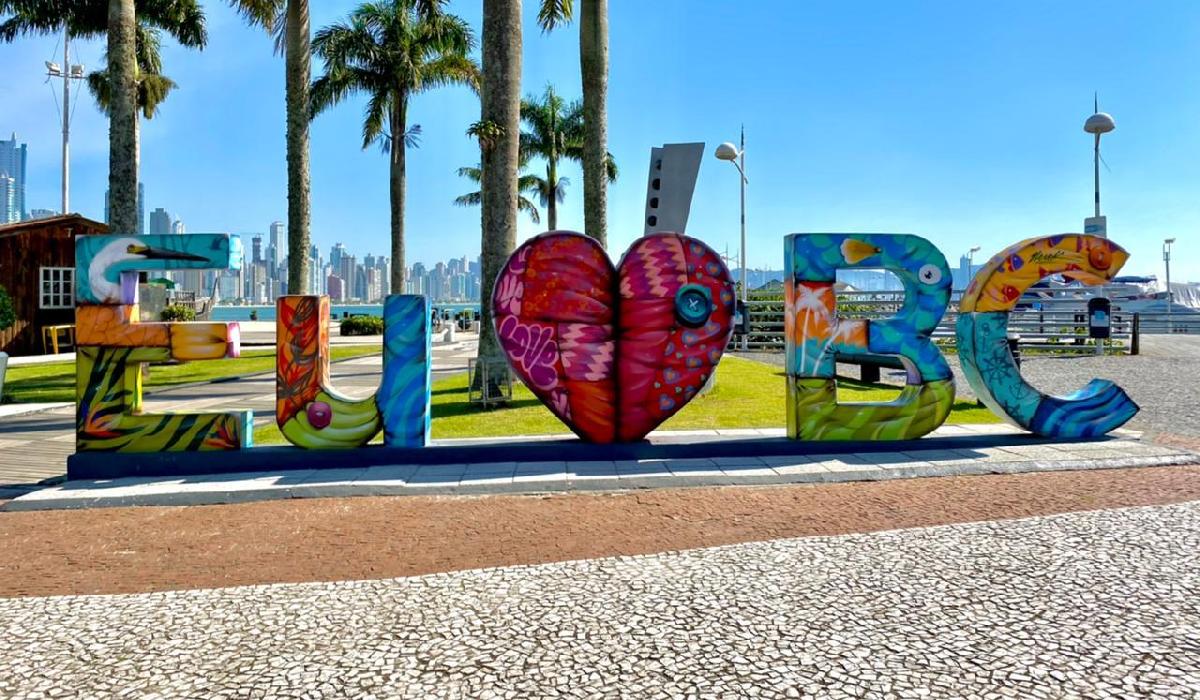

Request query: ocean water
[{"left": 211, "top": 302, "right": 480, "bottom": 322}]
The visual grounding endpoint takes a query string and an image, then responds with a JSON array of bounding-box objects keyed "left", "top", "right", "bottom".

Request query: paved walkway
[
  {"left": 0, "top": 339, "right": 479, "bottom": 497},
  {"left": 1140, "top": 334, "right": 1200, "bottom": 359},
  {"left": 740, "top": 348, "right": 1200, "bottom": 441},
  {"left": 3, "top": 501, "right": 1199, "bottom": 698},
  {"left": 8, "top": 425, "right": 1195, "bottom": 511}
]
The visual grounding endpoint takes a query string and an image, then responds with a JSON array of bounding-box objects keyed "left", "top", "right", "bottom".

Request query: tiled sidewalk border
[{"left": 9, "top": 431, "right": 1198, "bottom": 511}]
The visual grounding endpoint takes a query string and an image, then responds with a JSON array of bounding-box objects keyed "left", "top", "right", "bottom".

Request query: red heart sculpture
[{"left": 492, "top": 231, "right": 735, "bottom": 442}]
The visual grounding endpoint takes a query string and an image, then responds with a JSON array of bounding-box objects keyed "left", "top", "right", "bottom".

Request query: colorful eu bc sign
[{"left": 72, "top": 231, "right": 1137, "bottom": 455}]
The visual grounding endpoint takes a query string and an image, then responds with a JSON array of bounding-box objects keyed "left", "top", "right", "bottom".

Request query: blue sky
[{"left": 1, "top": 1, "right": 1197, "bottom": 280}]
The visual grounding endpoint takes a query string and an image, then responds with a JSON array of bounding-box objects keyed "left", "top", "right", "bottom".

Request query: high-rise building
[
  {"left": 327, "top": 274, "right": 345, "bottom": 302},
  {"left": 0, "top": 175, "right": 16, "bottom": 224},
  {"left": 270, "top": 221, "right": 285, "bottom": 256},
  {"left": 309, "top": 244, "right": 321, "bottom": 295},
  {"left": 0, "top": 133, "right": 27, "bottom": 221},
  {"left": 339, "top": 255, "right": 358, "bottom": 300},
  {"left": 171, "top": 219, "right": 185, "bottom": 234},
  {"left": 28, "top": 208, "right": 57, "bottom": 220},
  {"left": 104, "top": 183, "right": 146, "bottom": 234},
  {"left": 365, "top": 267, "right": 383, "bottom": 302},
  {"left": 148, "top": 207, "right": 172, "bottom": 236},
  {"left": 431, "top": 262, "right": 448, "bottom": 301},
  {"left": 329, "top": 243, "right": 347, "bottom": 273},
  {"left": 252, "top": 234, "right": 264, "bottom": 265}
]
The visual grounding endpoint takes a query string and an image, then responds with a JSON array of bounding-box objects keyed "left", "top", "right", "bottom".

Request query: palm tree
[
  {"left": 311, "top": 0, "right": 478, "bottom": 294},
  {"left": 229, "top": 0, "right": 311, "bottom": 294},
  {"left": 519, "top": 85, "right": 580, "bottom": 232},
  {"left": 0, "top": 0, "right": 206, "bottom": 231},
  {"left": 577, "top": 0, "right": 608, "bottom": 248},
  {"left": 529, "top": 0, "right": 609, "bottom": 247},
  {"left": 474, "top": 0, "right": 571, "bottom": 383},
  {"left": 520, "top": 84, "right": 617, "bottom": 231},
  {"left": 230, "top": 0, "right": 450, "bottom": 297},
  {"left": 454, "top": 164, "right": 541, "bottom": 226},
  {"left": 107, "top": 0, "right": 138, "bottom": 235}
]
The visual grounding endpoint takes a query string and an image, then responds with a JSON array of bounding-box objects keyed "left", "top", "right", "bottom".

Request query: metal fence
[
  {"left": 730, "top": 287, "right": 1171, "bottom": 355},
  {"left": 1131, "top": 312, "right": 1200, "bottom": 336}
]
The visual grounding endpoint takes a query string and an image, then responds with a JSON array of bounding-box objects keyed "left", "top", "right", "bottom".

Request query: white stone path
[{"left": 3, "top": 502, "right": 1200, "bottom": 699}]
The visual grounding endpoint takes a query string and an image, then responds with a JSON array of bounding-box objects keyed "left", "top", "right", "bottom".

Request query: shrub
[
  {"left": 160, "top": 304, "right": 197, "bottom": 322},
  {"left": 0, "top": 284, "right": 14, "bottom": 331},
  {"left": 340, "top": 314, "right": 384, "bottom": 336}
]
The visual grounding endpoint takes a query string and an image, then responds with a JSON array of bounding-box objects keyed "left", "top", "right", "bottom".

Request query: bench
[
  {"left": 834, "top": 352, "right": 905, "bottom": 384},
  {"left": 835, "top": 333, "right": 1022, "bottom": 384},
  {"left": 42, "top": 324, "right": 76, "bottom": 355}
]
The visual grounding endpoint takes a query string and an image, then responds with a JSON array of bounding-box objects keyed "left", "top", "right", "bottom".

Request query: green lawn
[
  {"left": 1, "top": 345, "right": 384, "bottom": 404},
  {"left": 251, "top": 355, "right": 999, "bottom": 445}
]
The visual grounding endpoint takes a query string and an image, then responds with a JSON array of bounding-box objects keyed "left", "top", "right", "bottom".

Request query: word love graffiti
[{"left": 72, "top": 230, "right": 1137, "bottom": 455}]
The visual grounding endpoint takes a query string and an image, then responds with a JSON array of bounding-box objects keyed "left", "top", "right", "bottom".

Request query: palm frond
[
  {"left": 228, "top": 0, "right": 281, "bottom": 29},
  {"left": 453, "top": 192, "right": 481, "bottom": 207},
  {"left": 413, "top": 53, "right": 479, "bottom": 94},
  {"left": 536, "top": 0, "right": 573, "bottom": 33},
  {"left": 360, "top": 88, "right": 389, "bottom": 150},
  {"left": 1, "top": 0, "right": 208, "bottom": 47},
  {"left": 83, "top": 19, "right": 177, "bottom": 119},
  {"left": 517, "top": 196, "right": 541, "bottom": 225},
  {"left": 456, "top": 162, "right": 541, "bottom": 224},
  {"left": 400, "top": 123, "right": 422, "bottom": 150},
  {"left": 553, "top": 175, "right": 570, "bottom": 203}
]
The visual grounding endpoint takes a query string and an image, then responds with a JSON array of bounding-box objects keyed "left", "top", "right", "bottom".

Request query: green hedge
[
  {"left": 0, "top": 284, "right": 14, "bottom": 331},
  {"left": 340, "top": 315, "right": 384, "bottom": 336},
  {"left": 160, "top": 304, "right": 197, "bottom": 322}
]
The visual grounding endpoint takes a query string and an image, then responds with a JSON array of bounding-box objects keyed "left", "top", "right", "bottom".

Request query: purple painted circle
[{"left": 307, "top": 401, "right": 333, "bottom": 429}]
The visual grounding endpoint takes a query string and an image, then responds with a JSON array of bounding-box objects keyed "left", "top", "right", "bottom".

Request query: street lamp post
[
  {"left": 1164, "top": 238, "right": 1176, "bottom": 334},
  {"left": 1083, "top": 97, "right": 1115, "bottom": 238},
  {"left": 44, "top": 26, "right": 86, "bottom": 215},
  {"left": 715, "top": 127, "right": 747, "bottom": 349}
]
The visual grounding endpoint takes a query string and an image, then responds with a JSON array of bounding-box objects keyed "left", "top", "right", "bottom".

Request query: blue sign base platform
[{"left": 65, "top": 432, "right": 1109, "bottom": 481}]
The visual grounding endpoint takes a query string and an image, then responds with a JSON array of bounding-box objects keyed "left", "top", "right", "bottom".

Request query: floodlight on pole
[
  {"left": 43, "top": 26, "right": 85, "bottom": 215},
  {"left": 714, "top": 128, "right": 748, "bottom": 349}
]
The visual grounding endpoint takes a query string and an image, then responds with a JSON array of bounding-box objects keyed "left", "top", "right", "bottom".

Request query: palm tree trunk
[
  {"left": 477, "top": 0, "right": 521, "bottom": 371},
  {"left": 546, "top": 161, "right": 557, "bottom": 230},
  {"left": 390, "top": 96, "right": 408, "bottom": 294},
  {"left": 285, "top": 0, "right": 312, "bottom": 294},
  {"left": 107, "top": 0, "right": 138, "bottom": 235},
  {"left": 579, "top": 0, "right": 608, "bottom": 249}
]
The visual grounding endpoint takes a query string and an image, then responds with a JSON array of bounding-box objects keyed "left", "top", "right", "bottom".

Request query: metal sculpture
[
  {"left": 74, "top": 234, "right": 250, "bottom": 452},
  {"left": 492, "top": 231, "right": 735, "bottom": 442},
  {"left": 276, "top": 294, "right": 430, "bottom": 449},
  {"left": 956, "top": 234, "right": 1138, "bottom": 437},
  {"left": 784, "top": 233, "right": 954, "bottom": 440}
]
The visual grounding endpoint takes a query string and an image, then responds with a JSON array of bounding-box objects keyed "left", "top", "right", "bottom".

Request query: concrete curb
[
  {"left": 8, "top": 453, "right": 1197, "bottom": 512},
  {"left": 0, "top": 402, "right": 72, "bottom": 419}
]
